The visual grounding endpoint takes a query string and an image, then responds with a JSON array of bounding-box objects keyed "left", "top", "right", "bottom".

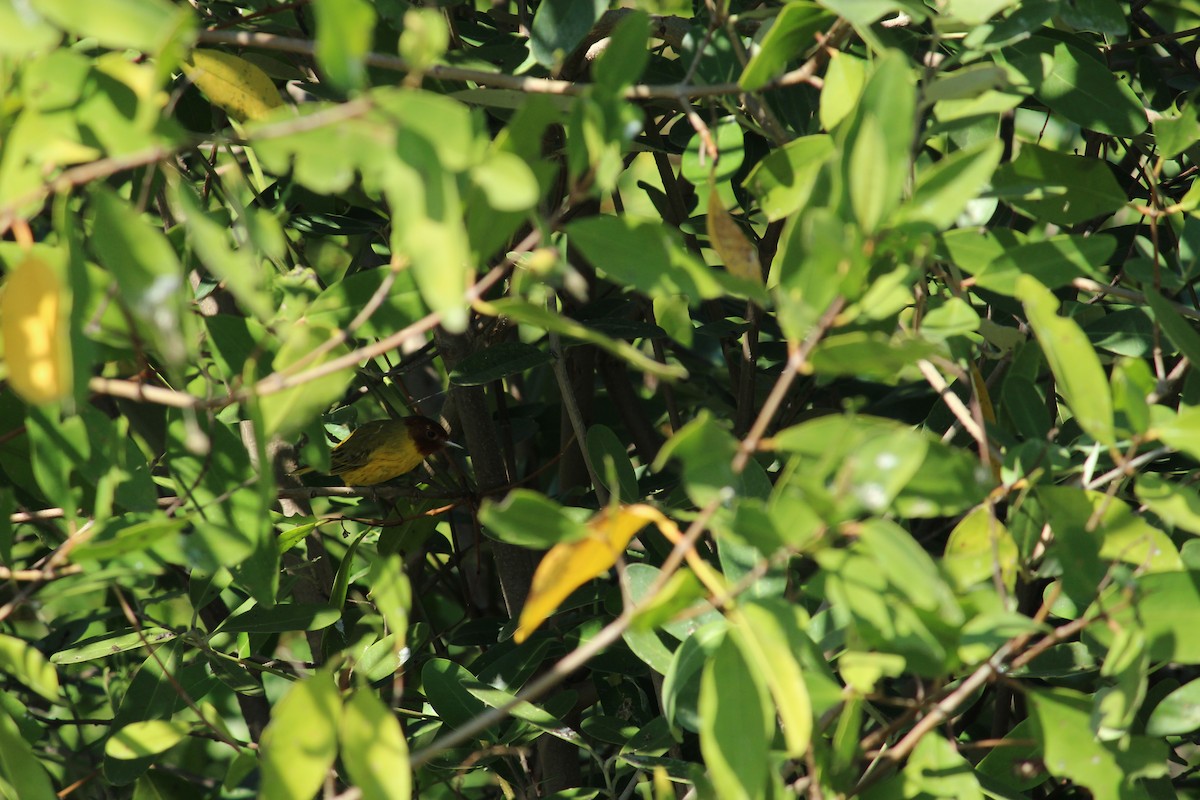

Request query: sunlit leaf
[
  {"left": 515, "top": 504, "right": 669, "bottom": 642},
  {"left": 706, "top": 189, "right": 762, "bottom": 285},
  {"left": 340, "top": 689, "right": 411, "bottom": 800},
  {"left": 259, "top": 672, "right": 341, "bottom": 800},
  {"left": 182, "top": 49, "right": 284, "bottom": 122},
  {"left": 1017, "top": 275, "right": 1114, "bottom": 445},
  {"left": 1, "top": 254, "right": 71, "bottom": 404}
]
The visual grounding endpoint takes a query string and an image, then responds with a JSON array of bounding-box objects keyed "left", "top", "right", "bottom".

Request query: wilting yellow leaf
[
  {"left": 182, "top": 49, "right": 284, "bottom": 122},
  {"left": 515, "top": 505, "right": 664, "bottom": 643},
  {"left": 706, "top": 190, "right": 762, "bottom": 285},
  {"left": 1, "top": 255, "right": 71, "bottom": 404}
]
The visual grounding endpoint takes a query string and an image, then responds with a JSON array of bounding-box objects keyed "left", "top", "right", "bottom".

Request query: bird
[{"left": 298, "top": 416, "right": 455, "bottom": 485}]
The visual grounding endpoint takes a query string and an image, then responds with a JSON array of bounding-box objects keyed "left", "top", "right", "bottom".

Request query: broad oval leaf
[
  {"left": 219, "top": 603, "right": 341, "bottom": 634},
  {"left": 105, "top": 720, "right": 189, "bottom": 761},
  {"left": 339, "top": 689, "right": 411, "bottom": 800},
  {"left": 515, "top": 504, "right": 668, "bottom": 642},
  {"left": 0, "top": 634, "right": 59, "bottom": 704},
  {"left": 182, "top": 49, "right": 284, "bottom": 122},
  {"left": 699, "top": 636, "right": 772, "bottom": 800},
  {"left": 1, "top": 254, "right": 71, "bottom": 404},
  {"left": 259, "top": 673, "right": 341, "bottom": 800},
  {"left": 1002, "top": 34, "right": 1147, "bottom": 137},
  {"left": 1017, "top": 275, "right": 1114, "bottom": 445}
]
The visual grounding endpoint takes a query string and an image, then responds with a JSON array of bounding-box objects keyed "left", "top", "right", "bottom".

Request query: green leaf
[
  {"left": 340, "top": 689, "right": 411, "bottom": 800},
  {"left": 902, "top": 732, "right": 983, "bottom": 800},
  {"left": 1040, "top": 486, "right": 1182, "bottom": 605},
  {"left": 105, "top": 720, "right": 190, "bottom": 760},
  {"left": 219, "top": 604, "right": 341, "bottom": 634},
  {"left": 0, "top": 2, "right": 61, "bottom": 56},
  {"left": 567, "top": 215, "right": 764, "bottom": 304},
  {"left": 0, "top": 705, "right": 56, "bottom": 800},
  {"left": 1057, "top": 0, "right": 1126, "bottom": 35},
  {"left": 371, "top": 89, "right": 477, "bottom": 173},
  {"left": 992, "top": 144, "right": 1127, "bottom": 225},
  {"left": 1027, "top": 687, "right": 1166, "bottom": 800},
  {"left": 313, "top": 0, "right": 375, "bottom": 93},
  {"left": 529, "top": 0, "right": 606, "bottom": 67},
  {"left": 0, "top": 634, "right": 59, "bottom": 704},
  {"left": 71, "top": 517, "right": 187, "bottom": 564},
  {"left": 922, "top": 63, "right": 1010, "bottom": 103},
  {"left": 1112, "top": 357, "right": 1152, "bottom": 435},
  {"left": 1001, "top": 34, "right": 1147, "bottom": 137},
  {"left": 171, "top": 182, "right": 272, "bottom": 321},
  {"left": 896, "top": 141, "right": 1003, "bottom": 229},
  {"left": 809, "top": 332, "right": 938, "bottom": 381},
  {"left": 259, "top": 323, "right": 355, "bottom": 437},
  {"left": 401, "top": 214, "right": 472, "bottom": 334},
  {"left": 51, "top": 628, "right": 177, "bottom": 665},
  {"left": 662, "top": 620, "right": 725, "bottom": 733},
  {"left": 743, "top": 134, "right": 833, "bottom": 222},
  {"left": 586, "top": 424, "right": 639, "bottom": 502},
  {"left": 259, "top": 673, "right": 342, "bottom": 800},
  {"left": 623, "top": 617, "right": 678, "bottom": 676},
  {"left": 740, "top": 3, "right": 832, "bottom": 91},
  {"left": 1154, "top": 106, "right": 1200, "bottom": 159},
  {"left": 682, "top": 118, "right": 745, "bottom": 187},
  {"left": 421, "top": 658, "right": 488, "bottom": 729},
  {"left": 860, "top": 519, "right": 962, "bottom": 620},
  {"left": 1017, "top": 275, "right": 1114, "bottom": 445},
  {"left": 1150, "top": 404, "right": 1200, "bottom": 461},
  {"left": 920, "top": 296, "right": 981, "bottom": 341},
  {"left": 820, "top": 51, "right": 868, "bottom": 130},
  {"left": 966, "top": 234, "right": 1114, "bottom": 295},
  {"left": 628, "top": 566, "right": 718, "bottom": 646},
  {"left": 730, "top": 600, "right": 813, "bottom": 757},
  {"left": 773, "top": 208, "right": 867, "bottom": 339},
  {"left": 699, "top": 636, "right": 771, "bottom": 800},
  {"left": 469, "top": 150, "right": 540, "bottom": 214},
  {"left": 366, "top": 556, "right": 411, "bottom": 653},
  {"left": 1100, "top": 572, "right": 1200, "bottom": 662},
  {"left": 483, "top": 298, "right": 689, "bottom": 379},
  {"left": 1137, "top": 473, "right": 1200, "bottom": 536},
  {"left": 88, "top": 187, "right": 192, "bottom": 369},
  {"left": 942, "top": 505, "right": 1018, "bottom": 591},
  {"left": 30, "top": 0, "right": 189, "bottom": 53},
  {"left": 479, "top": 490, "right": 589, "bottom": 548},
  {"left": 653, "top": 411, "right": 739, "bottom": 507},
  {"left": 1094, "top": 626, "right": 1149, "bottom": 741},
  {"left": 593, "top": 10, "right": 650, "bottom": 91},
  {"left": 112, "top": 643, "right": 216, "bottom": 728},
  {"left": 449, "top": 341, "right": 552, "bottom": 386},
  {"left": 1143, "top": 287, "right": 1200, "bottom": 365},
  {"left": 841, "top": 50, "right": 915, "bottom": 232},
  {"left": 1146, "top": 678, "right": 1200, "bottom": 736}
]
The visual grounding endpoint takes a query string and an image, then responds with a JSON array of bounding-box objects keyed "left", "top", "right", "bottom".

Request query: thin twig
[
  {"left": 196, "top": 29, "right": 829, "bottom": 101},
  {"left": 917, "top": 359, "right": 1003, "bottom": 464},
  {"left": 1073, "top": 277, "right": 1200, "bottom": 321}
]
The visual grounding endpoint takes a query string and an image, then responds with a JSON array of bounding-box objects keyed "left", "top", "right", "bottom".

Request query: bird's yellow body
[{"left": 320, "top": 416, "right": 451, "bottom": 485}]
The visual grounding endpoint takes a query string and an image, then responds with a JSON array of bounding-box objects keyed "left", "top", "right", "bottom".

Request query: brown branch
[{"left": 196, "top": 27, "right": 830, "bottom": 100}]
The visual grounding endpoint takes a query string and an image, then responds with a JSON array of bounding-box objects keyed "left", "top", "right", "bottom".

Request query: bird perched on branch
[{"left": 296, "top": 416, "right": 455, "bottom": 485}]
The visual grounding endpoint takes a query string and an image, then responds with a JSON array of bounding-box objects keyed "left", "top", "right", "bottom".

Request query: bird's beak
[{"left": 444, "top": 440, "right": 464, "bottom": 451}]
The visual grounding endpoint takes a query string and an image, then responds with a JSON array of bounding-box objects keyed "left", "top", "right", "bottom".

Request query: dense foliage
[{"left": 4, "top": 0, "right": 1200, "bottom": 797}]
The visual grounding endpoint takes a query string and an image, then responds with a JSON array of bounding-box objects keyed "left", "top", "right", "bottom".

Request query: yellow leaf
[
  {"left": 515, "top": 505, "right": 663, "bottom": 643},
  {"left": 182, "top": 49, "right": 285, "bottom": 122},
  {"left": 706, "top": 190, "right": 761, "bottom": 285},
  {"left": 1, "top": 255, "right": 71, "bottom": 404}
]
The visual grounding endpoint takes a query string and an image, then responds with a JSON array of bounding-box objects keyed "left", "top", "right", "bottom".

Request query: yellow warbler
[{"left": 299, "top": 416, "right": 453, "bottom": 485}]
